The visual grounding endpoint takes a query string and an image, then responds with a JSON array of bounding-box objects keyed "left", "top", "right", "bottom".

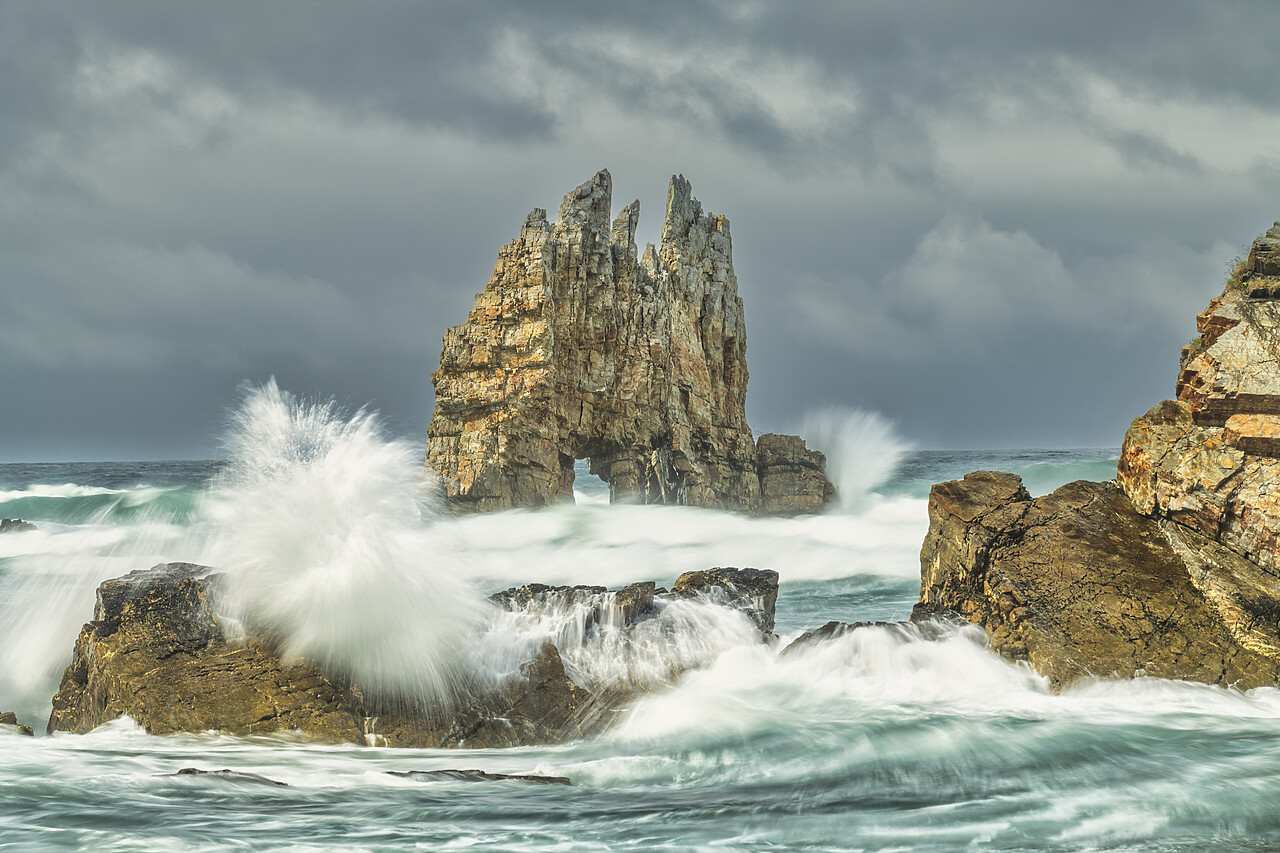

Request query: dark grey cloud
[{"left": 2, "top": 1, "right": 1279, "bottom": 459}]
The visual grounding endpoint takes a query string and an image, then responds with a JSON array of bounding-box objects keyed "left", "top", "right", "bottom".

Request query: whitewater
[{"left": 2, "top": 387, "right": 1279, "bottom": 851}]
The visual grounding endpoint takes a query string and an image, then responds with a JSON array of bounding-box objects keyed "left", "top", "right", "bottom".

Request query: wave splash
[
  {"left": 800, "top": 407, "right": 910, "bottom": 510},
  {"left": 204, "top": 379, "right": 482, "bottom": 708}
]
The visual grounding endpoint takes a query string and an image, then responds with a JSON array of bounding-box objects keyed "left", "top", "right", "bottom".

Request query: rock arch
[{"left": 426, "top": 170, "right": 832, "bottom": 514}]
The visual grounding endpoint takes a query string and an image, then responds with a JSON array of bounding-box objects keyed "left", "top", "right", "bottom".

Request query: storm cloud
[{"left": 3, "top": 1, "right": 1279, "bottom": 459}]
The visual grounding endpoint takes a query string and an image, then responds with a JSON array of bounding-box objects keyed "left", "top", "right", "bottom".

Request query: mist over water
[
  {"left": 800, "top": 407, "right": 910, "bottom": 510},
  {"left": 8, "top": 388, "right": 1279, "bottom": 851}
]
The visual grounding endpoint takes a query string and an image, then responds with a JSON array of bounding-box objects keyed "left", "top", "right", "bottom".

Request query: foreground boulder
[
  {"left": 918, "top": 473, "right": 1280, "bottom": 689},
  {"left": 426, "top": 169, "right": 834, "bottom": 514},
  {"left": 918, "top": 224, "right": 1280, "bottom": 690},
  {"left": 48, "top": 564, "right": 363, "bottom": 741},
  {"left": 48, "top": 563, "right": 777, "bottom": 745}
]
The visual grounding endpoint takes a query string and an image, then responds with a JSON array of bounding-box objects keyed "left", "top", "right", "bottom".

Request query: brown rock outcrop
[
  {"left": 0, "top": 711, "right": 34, "bottom": 736},
  {"left": 49, "top": 563, "right": 779, "bottom": 745},
  {"left": 1119, "top": 230, "right": 1280, "bottom": 574},
  {"left": 47, "top": 564, "right": 364, "bottom": 741},
  {"left": 919, "top": 220, "right": 1280, "bottom": 690},
  {"left": 918, "top": 473, "right": 1280, "bottom": 689},
  {"left": 426, "top": 169, "right": 833, "bottom": 514},
  {"left": 756, "top": 434, "right": 838, "bottom": 516}
]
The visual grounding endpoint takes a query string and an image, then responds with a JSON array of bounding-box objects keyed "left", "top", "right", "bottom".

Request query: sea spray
[
  {"left": 0, "top": 506, "right": 209, "bottom": 726},
  {"left": 477, "top": 588, "right": 764, "bottom": 694},
  {"left": 204, "top": 380, "right": 483, "bottom": 709},
  {"left": 800, "top": 407, "right": 910, "bottom": 510}
]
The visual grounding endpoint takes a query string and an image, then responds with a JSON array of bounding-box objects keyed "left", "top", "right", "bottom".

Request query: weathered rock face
[
  {"left": 1118, "top": 228, "right": 1280, "bottom": 575},
  {"left": 48, "top": 564, "right": 364, "bottom": 741},
  {"left": 49, "top": 563, "right": 778, "bottom": 745},
  {"left": 919, "top": 221, "right": 1280, "bottom": 690},
  {"left": 426, "top": 169, "right": 833, "bottom": 514},
  {"left": 756, "top": 434, "right": 837, "bottom": 516},
  {"left": 918, "top": 473, "right": 1280, "bottom": 689}
]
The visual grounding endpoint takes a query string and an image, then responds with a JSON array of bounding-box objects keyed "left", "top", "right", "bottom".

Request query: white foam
[
  {"left": 0, "top": 483, "right": 128, "bottom": 500},
  {"left": 203, "top": 379, "right": 484, "bottom": 707},
  {"left": 437, "top": 494, "right": 928, "bottom": 589}
]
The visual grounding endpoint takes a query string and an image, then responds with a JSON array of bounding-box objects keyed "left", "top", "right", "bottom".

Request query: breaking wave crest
[
  {"left": 204, "top": 379, "right": 483, "bottom": 708},
  {"left": 800, "top": 407, "right": 910, "bottom": 510}
]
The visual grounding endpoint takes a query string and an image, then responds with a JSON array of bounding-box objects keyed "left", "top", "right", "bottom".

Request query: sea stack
[
  {"left": 916, "top": 223, "right": 1280, "bottom": 690},
  {"left": 425, "top": 169, "right": 835, "bottom": 514}
]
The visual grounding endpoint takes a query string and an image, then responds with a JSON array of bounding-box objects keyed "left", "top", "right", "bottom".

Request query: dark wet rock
[
  {"left": 365, "top": 642, "right": 603, "bottom": 749},
  {"left": 388, "top": 769, "right": 571, "bottom": 785},
  {"left": 780, "top": 620, "right": 875, "bottom": 656},
  {"left": 490, "top": 580, "right": 654, "bottom": 631},
  {"left": 780, "top": 614, "right": 964, "bottom": 658},
  {"left": 613, "top": 581, "right": 657, "bottom": 624},
  {"left": 0, "top": 518, "right": 36, "bottom": 533},
  {"left": 166, "top": 768, "right": 288, "bottom": 787},
  {"left": 0, "top": 711, "right": 34, "bottom": 737},
  {"left": 490, "top": 584, "right": 608, "bottom": 620},
  {"left": 49, "top": 562, "right": 781, "bottom": 747},
  {"left": 672, "top": 567, "right": 779, "bottom": 634}
]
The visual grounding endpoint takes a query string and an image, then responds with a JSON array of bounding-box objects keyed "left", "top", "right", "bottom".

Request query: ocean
[{"left": 2, "top": 390, "right": 1278, "bottom": 851}]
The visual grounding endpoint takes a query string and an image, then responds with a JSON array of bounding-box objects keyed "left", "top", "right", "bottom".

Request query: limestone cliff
[
  {"left": 917, "top": 221, "right": 1280, "bottom": 689},
  {"left": 426, "top": 170, "right": 833, "bottom": 514}
]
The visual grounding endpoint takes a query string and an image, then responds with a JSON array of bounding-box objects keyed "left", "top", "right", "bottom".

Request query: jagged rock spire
[{"left": 426, "top": 171, "right": 833, "bottom": 514}]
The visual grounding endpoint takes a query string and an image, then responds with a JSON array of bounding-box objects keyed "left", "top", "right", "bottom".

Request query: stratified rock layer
[
  {"left": 919, "top": 221, "right": 1280, "bottom": 689},
  {"left": 426, "top": 169, "right": 833, "bottom": 514}
]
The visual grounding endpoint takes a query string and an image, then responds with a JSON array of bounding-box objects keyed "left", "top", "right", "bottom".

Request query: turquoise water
[{"left": 5, "top": 437, "right": 1280, "bottom": 852}]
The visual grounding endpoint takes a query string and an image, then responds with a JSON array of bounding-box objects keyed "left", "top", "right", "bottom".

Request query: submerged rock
[
  {"left": 919, "top": 224, "right": 1280, "bottom": 689},
  {"left": 426, "top": 169, "right": 834, "bottom": 515},
  {"left": 49, "top": 563, "right": 780, "bottom": 746},
  {"left": 779, "top": 611, "right": 966, "bottom": 658},
  {"left": 165, "top": 768, "right": 288, "bottom": 787},
  {"left": 388, "top": 769, "right": 571, "bottom": 785}
]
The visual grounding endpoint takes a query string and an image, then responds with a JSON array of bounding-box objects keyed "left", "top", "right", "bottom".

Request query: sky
[{"left": 3, "top": 1, "right": 1280, "bottom": 460}]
